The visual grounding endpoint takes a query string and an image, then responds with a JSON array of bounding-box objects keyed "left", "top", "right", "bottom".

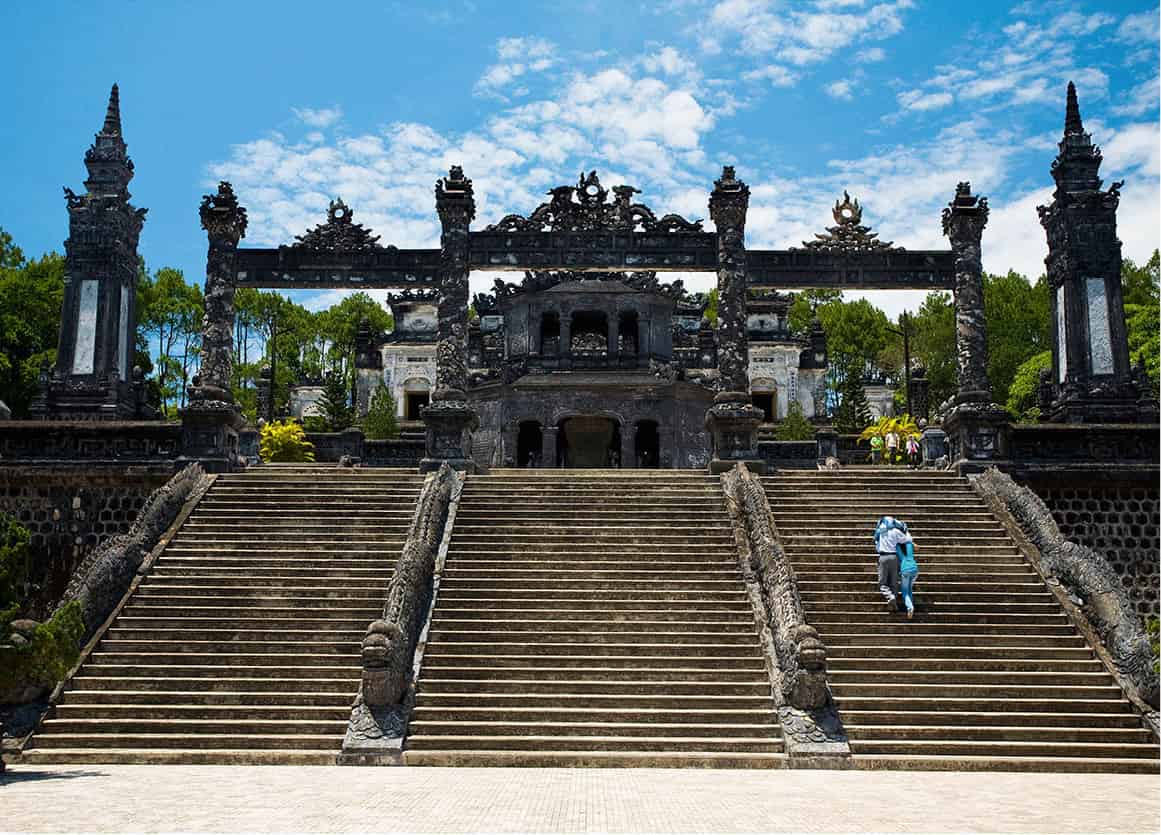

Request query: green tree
[
  {"left": 1123, "top": 251, "right": 1160, "bottom": 394},
  {"left": 774, "top": 401, "right": 815, "bottom": 441},
  {"left": 1006, "top": 350, "right": 1052, "bottom": 421},
  {"left": 906, "top": 291, "right": 957, "bottom": 412},
  {"left": 362, "top": 385, "right": 400, "bottom": 440},
  {"left": 317, "top": 373, "right": 354, "bottom": 432},
  {"left": 832, "top": 365, "right": 873, "bottom": 434},
  {"left": 787, "top": 289, "right": 843, "bottom": 336},
  {"left": 984, "top": 270, "right": 1051, "bottom": 408},
  {"left": 0, "top": 234, "right": 64, "bottom": 417},
  {"left": 704, "top": 288, "right": 718, "bottom": 325}
]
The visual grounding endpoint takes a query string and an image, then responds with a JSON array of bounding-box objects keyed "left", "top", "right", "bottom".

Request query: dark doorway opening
[
  {"left": 540, "top": 312, "right": 560, "bottom": 355},
  {"left": 635, "top": 420, "right": 660, "bottom": 468},
  {"left": 618, "top": 311, "right": 639, "bottom": 355},
  {"left": 751, "top": 392, "right": 774, "bottom": 424},
  {"left": 558, "top": 416, "right": 620, "bottom": 468},
  {"left": 517, "top": 421, "right": 543, "bottom": 468},
  {"left": 405, "top": 391, "right": 430, "bottom": 420},
  {"left": 569, "top": 311, "right": 608, "bottom": 353}
]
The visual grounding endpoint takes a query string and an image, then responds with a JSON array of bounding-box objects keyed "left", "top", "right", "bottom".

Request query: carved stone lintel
[
  {"left": 486, "top": 170, "right": 702, "bottom": 234},
  {"left": 942, "top": 181, "right": 992, "bottom": 403}
]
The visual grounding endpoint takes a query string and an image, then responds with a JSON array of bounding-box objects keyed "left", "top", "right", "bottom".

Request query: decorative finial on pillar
[
  {"left": 1064, "top": 80, "right": 1083, "bottom": 136},
  {"left": 103, "top": 83, "right": 122, "bottom": 136}
]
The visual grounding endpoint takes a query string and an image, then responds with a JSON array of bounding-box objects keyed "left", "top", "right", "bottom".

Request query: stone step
[
  {"left": 54, "top": 703, "right": 353, "bottom": 721},
  {"left": 68, "top": 675, "right": 357, "bottom": 692},
  {"left": 441, "top": 568, "right": 742, "bottom": 581},
  {"left": 152, "top": 565, "right": 393, "bottom": 578},
  {"left": 410, "top": 706, "right": 777, "bottom": 724},
  {"left": 434, "top": 589, "right": 751, "bottom": 602},
  {"left": 400, "top": 750, "right": 788, "bottom": 768},
  {"left": 28, "top": 732, "right": 343, "bottom": 751},
  {"left": 828, "top": 646, "right": 1096, "bottom": 661},
  {"left": 828, "top": 669, "right": 1113, "bottom": 687},
  {"left": 427, "top": 629, "right": 756, "bottom": 646},
  {"left": 415, "top": 693, "right": 775, "bottom": 710},
  {"left": 163, "top": 545, "right": 402, "bottom": 557},
  {"left": 419, "top": 653, "right": 767, "bottom": 671},
  {"left": 428, "top": 618, "right": 755, "bottom": 634},
  {"left": 407, "top": 719, "right": 778, "bottom": 739},
  {"left": 415, "top": 678, "right": 770, "bottom": 696},
  {"left": 839, "top": 710, "right": 1146, "bottom": 729},
  {"left": 119, "top": 606, "right": 378, "bottom": 622},
  {"left": 41, "top": 717, "right": 349, "bottom": 736},
  {"left": 444, "top": 559, "right": 738, "bottom": 571},
  {"left": 799, "top": 581, "right": 1046, "bottom": 593},
  {"left": 823, "top": 630, "right": 1084, "bottom": 644},
  {"left": 404, "top": 735, "right": 783, "bottom": 753},
  {"left": 87, "top": 651, "right": 360, "bottom": 667},
  {"left": 843, "top": 723, "right": 1154, "bottom": 744},
  {"left": 417, "top": 664, "right": 768, "bottom": 681},
  {"left": 846, "top": 754, "right": 1160, "bottom": 774},
  {"left": 422, "top": 640, "right": 763, "bottom": 658},
  {"left": 106, "top": 628, "right": 363, "bottom": 642},
  {"left": 97, "top": 640, "right": 362, "bottom": 655},
  {"left": 440, "top": 575, "right": 743, "bottom": 589},
  {"left": 61, "top": 690, "right": 356, "bottom": 706},
  {"left": 129, "top": 592, "right": 384, "bottom": 605},
  {"left": 449, "top": 532, "right": 736, "bottom": 544},
  {"left": 827, "top": 657, "right": 1105, "bottom": 673},
  {"left": 806, "top": 602, "right": 1062, "bottom": 615},
  {"left": 831, "top": 682, "right": 1125, "bottom": 700},
  {"left": 142, "top": 575, "right": 388, "bottom": 589},
  {"left": 834, "top": 695, "right": 1136, "bottom": 714},
  {"left": 810, "top": 612, "right": 1070, "bottom": 625},
  {"left": 20, "top": 748, "right": 339, "bottom": 765},
  {"left": 847, "top": 739, "right": 1159, "bottom": 759},
  {"left": 431, "top": 594, "right": 753, "bottom": 609}
]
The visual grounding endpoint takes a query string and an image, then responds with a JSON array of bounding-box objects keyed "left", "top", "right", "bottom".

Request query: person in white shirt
[{"left": 873, "top": 516, "right": 912, "bottom": 610}]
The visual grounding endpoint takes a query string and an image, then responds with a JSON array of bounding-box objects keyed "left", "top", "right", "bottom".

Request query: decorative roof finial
[
  {"left": 1064, "top": 80, "right": 1084, "bottom": 137},
  {"left": 103, "top": 83, "right": 122, "bottom": 136}
]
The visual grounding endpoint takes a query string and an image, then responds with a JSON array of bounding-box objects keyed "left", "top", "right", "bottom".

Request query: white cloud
[
  {"left": 291, "top": 107, "right": 343, "bottom": 128},
  {"left": 741, "top": 64, "right": 798, "bottom": 87},
  {"left": 474, "top": 37, "right": 558, "bottom": 100},
  {"left": 642, "top": 46, "right": 698, "bottom": 79},
  {"left": 856, "top": 46, "right": 886, "bottom": 62},
  {"left": 1116, "top": 9, "right": 1161, "bottom": 43},
  {"left": 826, "top": 80, "right": 854, "bottom": 100},
  {"left": 1112, "top": 74, "right": 1160, "bottom": 117},
  {"left": 897, "top": 89, "right": 953, "bottom": 111}
]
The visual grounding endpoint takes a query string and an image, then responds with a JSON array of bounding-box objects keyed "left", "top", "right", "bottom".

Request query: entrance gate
[{"left": 186, "top": 168, "right": 994, "bottom": 470}]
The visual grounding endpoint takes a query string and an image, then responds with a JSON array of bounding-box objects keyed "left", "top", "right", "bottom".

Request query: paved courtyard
[{"left": 0, "top": 765, "right": 1158, "bottom": 833}]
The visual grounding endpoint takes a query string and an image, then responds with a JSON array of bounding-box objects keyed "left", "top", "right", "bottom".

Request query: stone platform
[{"left": 1, "top": 764, "right": 1157, "bottom": 833}]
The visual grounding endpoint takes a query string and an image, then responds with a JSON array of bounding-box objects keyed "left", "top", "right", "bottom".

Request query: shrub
[
  {"left": 362, "top": 385, "right": 400, "bottom": 440},
  {"left": 775, "top": 401, "right": 815, "bottom": 441},
  {"left": 259, "top": 420, "right": 316, "bottom": 463},
  {"left": 0, "top": 513, "right": 31, "bottom": 609},
  {"left": 0, "top": 601, "right": 84, "bottom": 699}
]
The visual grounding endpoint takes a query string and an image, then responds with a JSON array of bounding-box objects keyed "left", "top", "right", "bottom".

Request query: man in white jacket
[{"left": 873, "top": 516, "right": 912, "bottom": 610}]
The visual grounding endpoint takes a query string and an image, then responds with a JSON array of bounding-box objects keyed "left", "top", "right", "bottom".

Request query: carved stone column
[
  {"left": 706, "top": 166, "right": 763, "bottom": 473},
  {"left": 941, "top": 182, "right": 1009, "bottom": 472},
  {"left": 943, "top": 181, "right": 991, "bottom": 406},
  {"left": 541, "top": 425, "right": 558, "bottom": 469},
  {"left": 1036, "top": 82, "right": 1157, "bottom": 423},
  {"left": 423, "top": 166, "right": 478, "bottom": 472},
  {"left": 181, "top": 182, "right": 246, "bottom": 472}
]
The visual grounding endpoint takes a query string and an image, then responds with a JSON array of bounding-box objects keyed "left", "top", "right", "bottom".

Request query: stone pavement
[{"left": 0, "top": 765, "right": 1158, "bottom": 833}]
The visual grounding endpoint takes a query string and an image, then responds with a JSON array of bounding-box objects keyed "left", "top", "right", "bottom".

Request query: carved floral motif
[
  {"left": 293, "top": 198, "right": 381, "bottom": 252},
  {"left": 802, "top": 191, "right": 900, "bottom": 253}
]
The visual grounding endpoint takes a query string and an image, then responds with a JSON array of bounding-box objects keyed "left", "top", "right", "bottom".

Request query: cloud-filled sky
[{"left": 1, "top": 0, "right": 1157, "bottom": 319}]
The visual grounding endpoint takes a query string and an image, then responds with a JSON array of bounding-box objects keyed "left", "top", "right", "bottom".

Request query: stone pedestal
[
  {"left": 815, "top": 429, "right": 838, "bottom": 465},
  {"left": 943, "top": 402, "right": 1010, "bottom": 473},
  {"left": 420, "top": 388, "right": 478, "bottom": 473},
  {"left": 920, "top": 426, "right": 948, "bottom": 464},
  {"left": 705, "top": 391, "right": 765, "bottom": 474},
  {"left": 179, "top": 392, "right": 245, "bottom": 473}
]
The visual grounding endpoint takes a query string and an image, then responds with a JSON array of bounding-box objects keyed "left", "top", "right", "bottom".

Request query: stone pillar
[
  {"left": 942, "top": 181, "right": 991, "bottom": 406},
  {"left": 705, "top": 166, "right": 763, "bottom": 473},
  {"left": 621, "top": 425, "right": 633, "bottom": 470},
  {"left": 255, "top": 365, "right": 273, "bottom": 424},
  {"left": 815, "top": 428, "right": 838, "bottom": 465},
  {"left": 181, "top": 182, "right": 247, "bottom": 473},
  {"left": 607, "top": 315, "right": 619, "bottom": 357},
  {"left": 920, "top": 426, "right": 948, "bottom": 464},
  {"left": 1036, "top": 82, "right": 1157, "bottom": 423},
  {"left": 541, "top": 425, "right": 559, "bottom": 469},
  {"left": 941, "top": 181, "right": 1009, "bottom": 472},
  {"left": 423, "top": 166, "right": 478, "bottom": 472},
  {"left": 560, "top": 317, "right": 572, "bottom": 357}
]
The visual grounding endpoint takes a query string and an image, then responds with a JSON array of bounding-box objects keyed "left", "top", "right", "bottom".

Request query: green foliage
[
  {"left": 137, "top": 266, "right": 202, "bottom": 413},
  {"left": 704, "top": 288, "right": 718, "bottom": 325},
  {"left": 0, "top": 235, "right": 65, "bottom": 417},
  {"left": 774, "top": 401, "right": 815, "bottom": 441},
  {"left": 787, "top": 289, "right": 842, "bottom": 335},
  {"left": 317, "top": 373, "right": 354, "bottom": 432},
  {"left": 832, "top": 367, "right": 873, "bottom": 434},
  {"left": 1006, "top": 350, "right": 1053, "bottom": 421},
  {"left": 362, "top": 385, "right": 400, "bottom": 440},
  {"left": 1123, "top": 251, "right": 1160, "bottom": 395},
  {"left": 0, "top": 601, "right": 84, "bottom": 695},
  {"left": 302, "top": 415, "right": 329, "bottom": 433},
  {"left": 259, "top": 420, "right": 316, "bottom": 463},
  {"left": 906, "top": 292, "right": 958, "bottom": 412},
  {"left": 0, "top": 513, "right": 31, "bottom": 610},
  {"left": 983, "top": 271, "right": 1051, "bottom": 408}
]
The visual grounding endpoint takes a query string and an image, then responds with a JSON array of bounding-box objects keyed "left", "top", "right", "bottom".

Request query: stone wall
[
  {"left": 0, "top": 465, "right": 173, "bottom": 615},
  {"left": 1028, "top": 478, "right": 1159, "bottom": 618}
]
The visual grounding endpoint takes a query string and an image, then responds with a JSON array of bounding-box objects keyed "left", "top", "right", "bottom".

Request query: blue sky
[{"left": 1, "top": 0, "right": 1157, "bottom": 319}]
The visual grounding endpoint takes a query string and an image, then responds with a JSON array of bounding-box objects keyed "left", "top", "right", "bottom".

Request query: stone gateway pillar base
[
  {"left": 942, "top": 401, "right": 1010, "bottom": 474},
  {"left": 179, "top": 392, "right": 245, "bottom": 473},
  {"left": 420, "top": 388, "right": 478, "bottom": 473},
  {"left": 705, "top": 391, "right": 765, "bottom": 474}
]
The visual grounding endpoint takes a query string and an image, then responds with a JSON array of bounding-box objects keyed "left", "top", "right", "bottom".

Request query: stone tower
[
  {"left": 35, "top": 84, "right": 149, "bottom": 419},
  {"left": 1037, "top": 82, "right": 1157, "bottom": 423}
]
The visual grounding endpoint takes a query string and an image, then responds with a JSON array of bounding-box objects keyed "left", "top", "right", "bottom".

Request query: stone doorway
[
  {"left": 557, "top": 416, "right": 620, "bottom": 468},
  {"left": 751, "top": 392, "right": 775, "bottom": 424},
  {"left": 405, "top": 392, "right": 430, "bottom": 420},
  {"left": 635, "top": 420, "right": 660, "bottom": 468},
  {"left": 516, "top": 421, "right": 543, "bottom": 468}
]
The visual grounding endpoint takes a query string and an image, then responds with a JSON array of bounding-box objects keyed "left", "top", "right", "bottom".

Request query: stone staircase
[
  {"left": 763, "top": 469, "right": 1159, "bottom": 773},
  {"left": 22, "top": 465, "right": 424, "bottom": 765},
  {"left": 404, "top": 469, "right": 784, "bottom": 767}
]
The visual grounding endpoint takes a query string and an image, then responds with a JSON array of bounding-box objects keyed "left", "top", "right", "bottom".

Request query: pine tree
[
  {"left": 775, "top": 401, "right": 816, "bottom": 441},
  {"left": 833, "top": 368, "right": 873, "bottom": 434},
  {"left": 317, "top": 373, "right": 354, "bottom": 432},
  {"left": 362, "top": 385, "right": 400, "bottom": 440}
]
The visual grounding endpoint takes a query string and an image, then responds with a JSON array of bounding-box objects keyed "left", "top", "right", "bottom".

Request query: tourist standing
[
  {"left": 873, "top": 515, "right": 909, "bottom": 610},
  {"left": 885, "top": 429, "right": 899, "bottom": 464},
  {"left": 870, "top": 434, "right": 884, "bottom": 465},
  {"left": 897, "top": 536, "right": 919, "bottom": 619},
  {"left": 905, "top": 435, "right": 921, "bottom": 468}
]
